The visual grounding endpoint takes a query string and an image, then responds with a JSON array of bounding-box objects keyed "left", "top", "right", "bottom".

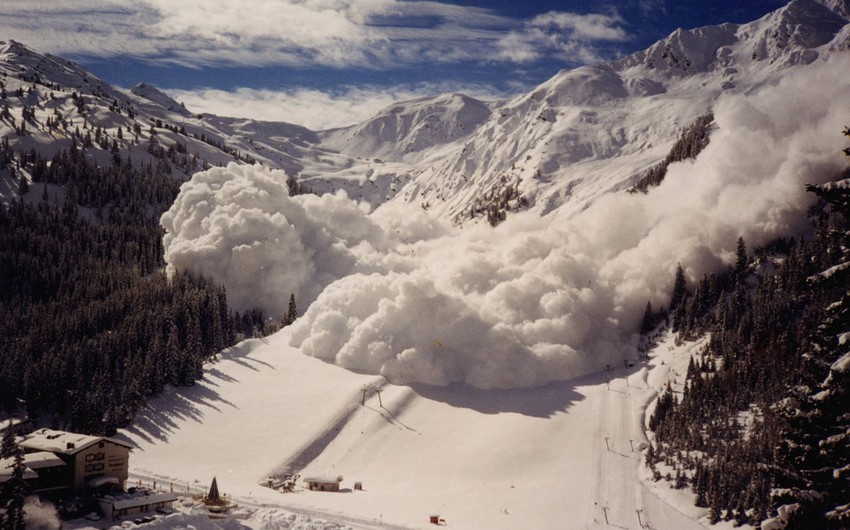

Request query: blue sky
[{"left": 1, "top": 0, "right": 786, "bottom": 129}]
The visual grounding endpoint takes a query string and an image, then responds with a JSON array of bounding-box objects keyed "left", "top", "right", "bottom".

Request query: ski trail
[
  {"left": 605, "top": 375, "right": 640, "bottom": 529},
  {"left": 586, "top": 365, "right": 707, "bottom": 530},
  {"left": 587, "top": 372, "right": 609, "bottom": 529}
]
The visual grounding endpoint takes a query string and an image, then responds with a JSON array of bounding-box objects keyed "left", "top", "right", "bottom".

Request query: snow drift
[{"left": 162, "top": 57, "right": 850, "bottom": 389}]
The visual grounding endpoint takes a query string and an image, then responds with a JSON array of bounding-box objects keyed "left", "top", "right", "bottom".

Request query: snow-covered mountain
[
  {"left": 319, "top": 93, "right": 493, "bottom": 162},
  {"left": 1, "top": 0, "right": 848, "bottom": 222},
  {"left": 1, "top": 0, "right": 847, "bottom": 376},
  {"left": 2, "top": 2, "right": 850, "bottom": 529},
  {"left": 379, "top": 0, "right": 850, "bottom": 222},
  {"left": 2, "top": 0, "right": 848, "bottom": 379},
  {"left": 130, "top": 82, "right": 192, "bottom": 117}
]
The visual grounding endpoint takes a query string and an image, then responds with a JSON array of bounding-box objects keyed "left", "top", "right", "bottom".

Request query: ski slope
[{"left": 110, "top": 330, "right": 716, "bottom": 530}]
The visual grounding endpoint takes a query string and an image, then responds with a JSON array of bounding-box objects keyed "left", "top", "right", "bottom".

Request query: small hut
[{"left": 304, "top": 476, "right": 342, "bottom": 492}]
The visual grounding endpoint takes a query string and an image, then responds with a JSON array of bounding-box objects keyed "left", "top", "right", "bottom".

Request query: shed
[{"left": 303, "top": 476, "right": 341, "bottom": 492}]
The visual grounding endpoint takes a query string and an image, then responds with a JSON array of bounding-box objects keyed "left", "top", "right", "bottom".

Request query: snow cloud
[
  {"left": 162, "top": 58, "right": 850, "bottom": 389},
  {"left": 160, "top": 163, "right": 391, "bottom": 317}
]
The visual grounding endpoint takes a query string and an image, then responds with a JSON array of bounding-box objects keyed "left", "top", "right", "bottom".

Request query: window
[{"left": 84, "top": 463, "right": 104, "bottom": 472}]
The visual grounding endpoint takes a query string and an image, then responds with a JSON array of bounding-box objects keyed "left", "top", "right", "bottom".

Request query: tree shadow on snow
[
  {"left": 214, "top": 338, "right": 275, "bottom": 371},
  {"left": 117, "top": 380, "right": 239, "bottom": 447}
]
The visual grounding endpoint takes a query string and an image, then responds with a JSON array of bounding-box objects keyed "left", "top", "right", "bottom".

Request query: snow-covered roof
[
  {"left": 19, "top": 428, "right": 132, "bottom": 455},
  {"left": 23, "top": 451, "right": 66, "bottom": 469},
  {"left": 0, "top": 457, "right": 38, "bottom": 483},
  {"left": 304, "top": 477, "right": 340, "bottom": 484},
  {"left": 0, "top": 418, "right": 23, "bottom": 432},
  {"left": 99, "top": 491, "right": 178, "bottom": 511},
  {"left": 303, "top": 476, "right": 340, "bottom": 484}
]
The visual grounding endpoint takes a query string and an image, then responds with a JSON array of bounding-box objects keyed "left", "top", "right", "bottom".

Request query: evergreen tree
[
  {"left": 734, "top": 236, "right": 748, "bottom": 282},
  {"left": 645, "top": 124, "right": 850, "bottom": 525},
  {"left": 670, "top": 264, "right": 687, "bottom": 311},
  {"left": 0, "top": 427, "right": 26, "bottom": 530},
  {"left": 284, "top": 294, "right": 298, "bottom": 326},
  {"left": 640, "top": 301, "right": 655, "bottom": 334}
]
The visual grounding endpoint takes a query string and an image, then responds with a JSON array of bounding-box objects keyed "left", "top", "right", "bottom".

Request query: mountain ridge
[{"left": 0, "top": 0, "right": 848, "bottom": 224}]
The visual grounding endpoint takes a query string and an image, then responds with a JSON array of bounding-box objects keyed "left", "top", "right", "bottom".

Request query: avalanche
[{"left": 162, "top": 54, "right": 850, "bottom": 390}]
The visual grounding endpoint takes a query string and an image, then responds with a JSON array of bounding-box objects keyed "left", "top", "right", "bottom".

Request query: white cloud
[
  {"left": 162, "top": 58, "right": 850, "bottom": 389},
  {"left": 637, "top": 0, "right": 667, "bottom": 17},
  {"left": 142, "top": 0, "right": 387, "bottom": 67},
  {"left": 497, "top": 11, "right": 627, "bottom": 64},
  {"left": 165, "top": 83, "right": 506, "bottom": 130},
  {"left": 530, "top": 12, "right": 627, "bottom": 42},
  {"left": 0, "top": 1, "right": 629, "bottom": 69}
]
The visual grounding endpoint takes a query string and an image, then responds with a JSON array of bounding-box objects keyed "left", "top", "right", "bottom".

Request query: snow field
[{"left": 115, "top": 328, "right": 726, "bottom": 530}]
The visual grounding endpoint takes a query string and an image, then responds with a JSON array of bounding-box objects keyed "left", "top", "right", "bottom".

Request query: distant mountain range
[{"left": 0, "top": 0, "right": 848, "bottom": 223}]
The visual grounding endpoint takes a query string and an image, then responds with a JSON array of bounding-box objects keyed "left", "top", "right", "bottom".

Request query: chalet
[
  {"left": 303, "top": 476, "right": 341, "bottom": 492},
  {"left": 17, "top": 428, "right": 132, "bottom": 495}
]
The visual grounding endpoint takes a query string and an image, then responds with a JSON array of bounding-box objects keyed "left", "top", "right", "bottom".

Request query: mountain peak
[
  {"left": 319, "top": 92, "right": 492, "bottom": 161},
  {"left": 0, "top": 39, "right": 29, "bottom": 56},
  {"left": 743, "top": 0, "right": 847, "bottom": 66},
  {"left": 612, "top": 0, "right": 847, "bottom": 77},
  {"left": 130, "top": 82, "right": 191, "bottom": 116}
]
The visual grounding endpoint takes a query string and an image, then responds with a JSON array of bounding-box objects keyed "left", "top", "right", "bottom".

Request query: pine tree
[
  {"left": 0, "top": 427, "right": 26, "bottom": 530},
  {"left": 284, "top": 294, "right": 298, "bottom": 326},
  {"left": 670, "top": 264, "right": 687, "bottom": 311},
  {"left": 734, "top": 236, "right": 748, "bottom": 283},
  {"left": 640, "top": 301, "right": 655, "bottom": 334}
]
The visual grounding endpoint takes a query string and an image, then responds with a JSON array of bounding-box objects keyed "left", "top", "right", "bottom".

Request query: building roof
[
  {"left": 303, "top": 476, "right": 341, "bottom": 484},
  {"left": 99, "top": 491, "right": 178, "bottom": 511},
  {"left": 0, "top": 418, "right": 23, "bottom": 432},
  {"left": 23, "top": 451, "right": 66, "bottom": 469},
  {"left": 18, "top": 428, "right": 133, "bottom": 455},
  {"left": 0, "top": 457, "right": 39, "bottom": 483}
]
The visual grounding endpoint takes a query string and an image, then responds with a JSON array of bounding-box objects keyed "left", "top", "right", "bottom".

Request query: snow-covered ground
[{"left": 63, "top": 330, "right": 715, "bottom": 530}]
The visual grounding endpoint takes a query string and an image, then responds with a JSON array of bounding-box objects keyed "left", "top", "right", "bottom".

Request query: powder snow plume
[
  {"left": 160, "top": 162, "right": 392, "bottom": 317},
  {"left": 162, "top": 57, "right": 850, "bottom": 389}
]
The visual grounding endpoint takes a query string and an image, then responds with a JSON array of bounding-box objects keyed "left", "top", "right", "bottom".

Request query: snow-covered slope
[
  {"left": 119, "top": 330, "right": 712, "bottom": 530},
  {"left": 0, "top": 39, "right": 375, "bottom": 206},
  {"left": 130, "top": 82, "right": 192, "bottom": 117},
  {"left": 319, "top": 93, "right": 492, "bottom": 162}
]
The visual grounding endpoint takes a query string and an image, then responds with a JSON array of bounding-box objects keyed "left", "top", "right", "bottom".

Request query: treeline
[
  {"left": 644, "top": 179, "right": 850, "bottom": 526},
  {"left": 629, "top": 113, "right": 713, "bottom": 194},
  {"left": 18, "top": 143, "right": 181, "bottom": 226},
  {"left": 0, "top": 140, "right": 278, "bottom": 435},
  {"left": 463, "top": 174, "right": 529, "bottom": 226}
]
